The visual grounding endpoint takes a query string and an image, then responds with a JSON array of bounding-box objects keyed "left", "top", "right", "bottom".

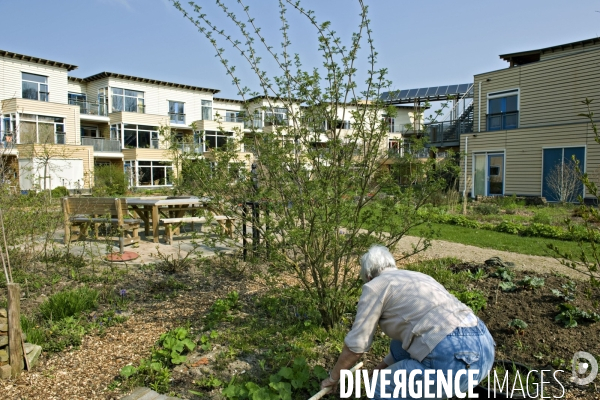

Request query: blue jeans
[{"left": 373, "top": 319, "right": 495, "bottom": 399}]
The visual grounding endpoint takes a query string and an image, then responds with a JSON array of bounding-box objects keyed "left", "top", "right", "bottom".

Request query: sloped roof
[
  {"left": 70, "top": 72, "right": 220, "bottom": 94},
  {"left": 0, "top": 49, "right": 78, "bottom": 71}
]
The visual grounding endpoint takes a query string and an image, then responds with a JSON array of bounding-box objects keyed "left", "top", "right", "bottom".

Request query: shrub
[
  {"left": 451, "top": 290, "right": 487, "bottom": 313},
  {"left": 51, "top": 186, "right": 69, "bottom": 198},
  {"left": 532, "top": 211, "right": 552, "bottom": 225},
  {"left": 473, "top": 203, "right": 499, "bottom": 215},
  {"left": 39, "top": 287, "right": 99, "bottom": 321},
  {"left": 93, "top": 164, "right": 127, "bottom": 196}
]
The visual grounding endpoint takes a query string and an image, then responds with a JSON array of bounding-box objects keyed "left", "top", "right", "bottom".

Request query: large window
[
  {"left": 112, "top": 88, "right": 145, "bottom": 113},
  {"left": 138, "top": 161, "right": 173, "bottom": 186},
  {"left": 123, "top": 124, "right": 159, "bottom": 149},
  {"left": 169, "top": 101, "right": 185, "bottom": 124},
  {"left": 19, "top": 114, "right": 65, "bottom": 144},
  {"left": 202, "top": 100, "right": 212, "bottom": 120},
  {"left": 202, "top": 130, "right": 233, "bottom": 151},
  {"left": 22, "top": 72, "right": 49, "bottom": 101},
  {"left": 265, "top": 107, "right": 288, "bottom": 126},
  {"left": 487, "top": 90, "right": 518, "bottom": 131}
]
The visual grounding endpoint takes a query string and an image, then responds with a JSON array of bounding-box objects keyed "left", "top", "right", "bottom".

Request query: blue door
[{"left": 542, "top": 147, "right": 585, "bottom": 202}]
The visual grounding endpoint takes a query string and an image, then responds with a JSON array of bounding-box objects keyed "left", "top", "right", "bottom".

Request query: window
[
  {"left": 202, "top": 100, "right": 212, "bottom": 120},
  {"left": 22, "top": 72, "right": 48, "bottom": 101},
  {"left": 19, "top": 114, "right": 65, "bottom": 144},
  {"left": 487, "top": 90, "right": 518, "bottom": 131},
  {"left": 137, "top": 161, "right": 173, "bottom": 186},
  {"left": 112, "top": 88, "right": 145, "bottom": 113},
  {"left": 110, "top": 124, "right": 121, "bottom": 141},
  {"left": 202, "top": 130, "right": 233, "bottom": 151},
  {"left": 336, "top": 120, "right": 351, "bottom": 130},
  {"left": 81, "top": 126, "right": 99, "bottom": 138},
  {"left": 123, "top": 124, "right": 159, "bottom": 149},
  {"left": 1, "top": 114, "right": 16, "bottom": 148},
  {"left": 169, "top": 101, "right": 185, "bottom": 124},
  {"left": 225, "top": 110, "right": 242, "bottom": 123},
  {"left": 389, "top": 139, "right": 402, "bottom": 155},
  {"left": 265, "top": 107, "right": 288, "bottom": 126}
]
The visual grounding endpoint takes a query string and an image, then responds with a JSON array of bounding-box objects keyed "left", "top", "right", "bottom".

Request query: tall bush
[
  {"left": 170, "top": 0, "right": 457, "bottom": 328},
  {"left": 93, "top": 164, "right": 127, "bottom": 196}
]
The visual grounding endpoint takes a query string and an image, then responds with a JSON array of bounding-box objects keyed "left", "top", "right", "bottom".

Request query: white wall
[
  {"left": 18, "top": 158, "right": 84, "bottom": 190},
  {"left": 0, "top": 56, "right": 70, "bottom": 104}
]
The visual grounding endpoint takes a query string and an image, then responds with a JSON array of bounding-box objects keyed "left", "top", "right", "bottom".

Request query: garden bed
[{"left": 0, "top": 254, "right": 598, "bottom": 399}]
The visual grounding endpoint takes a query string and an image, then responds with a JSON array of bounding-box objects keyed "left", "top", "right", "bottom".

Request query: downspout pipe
[
  {"left": 478, "top": 81, "right": 482, "bottom": 133},
  {"left": 463, "top": 135, "right": 468, "bottom": 199}
]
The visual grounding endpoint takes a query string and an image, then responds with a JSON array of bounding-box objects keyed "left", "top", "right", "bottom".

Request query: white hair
[{"left": 360, "top": 245, "right": 397, "bottom": 283}]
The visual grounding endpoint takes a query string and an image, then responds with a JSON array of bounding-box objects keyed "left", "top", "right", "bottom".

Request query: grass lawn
[{"left": 409, "top": 222, "right": 594, "bottom": 258}]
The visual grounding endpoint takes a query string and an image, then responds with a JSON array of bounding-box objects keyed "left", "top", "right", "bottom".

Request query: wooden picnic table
[{"left": 126, "top": 197, "right": 214, "bottom": 243}]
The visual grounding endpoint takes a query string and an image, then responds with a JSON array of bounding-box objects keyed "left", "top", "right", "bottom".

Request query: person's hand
[{"left": 320, "top": 376, "right": 338, "bottom": 393}]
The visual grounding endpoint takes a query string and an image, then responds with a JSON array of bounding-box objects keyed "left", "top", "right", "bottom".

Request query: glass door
[
  {"left": 488, "top": 154, "right": 504, "bottom": 195},
  {"left": 473, "top": 154, "right": 486, "bottom": 197}
]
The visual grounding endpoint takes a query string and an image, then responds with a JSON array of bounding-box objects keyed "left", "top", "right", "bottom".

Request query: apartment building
[
  {"left": 460, "top": 37, "right": 600, "bottom": 201},
  {"left": 0, "top": 49, "right": 416, "bottom": 192}
]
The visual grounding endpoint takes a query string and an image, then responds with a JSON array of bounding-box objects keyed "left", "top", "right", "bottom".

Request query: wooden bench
[
  {"left": 160, "top": 215, "right": 234, "bottom": 244},
  {"left": 62, "top": 197, "right": 142, "bottom": 253}
]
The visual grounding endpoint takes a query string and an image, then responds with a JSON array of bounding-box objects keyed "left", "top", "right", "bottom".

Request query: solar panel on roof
[{"left": 380, "top": 83, "right": 472, "bottom": 103}]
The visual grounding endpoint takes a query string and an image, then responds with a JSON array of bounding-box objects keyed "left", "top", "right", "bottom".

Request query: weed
[
  {"left": 508, "top": 318, "right": 528, "bottom": 334},
  {"left": 551, "top": 281, "right": 577, "bottom": 302},
  {"left": 517, "top": 276, "right": 545, "bottom": 290},
  {"left": 532, "top": 211, "right": 552, "bottom": 225},
  {"left": 499, "top": 281, "right": 518, "bottom": 292},
  {"left": 120, "top": 327, "right": 195, "bottom": 394},
  {"left": 450, "top": 290, "right": 487, "bottom": 313},
  {"left": 39, "top": 287, "right": 99, "bottom": 321},
  {"left": 204, "top": 291, "right": 240, "bottom": 330},
  {"left": 221, "top": 357, "right": 327, "bottom": 399},
  {"left": 473, "top": 203, "right": 500, "bottom": 215},
  {"left": 555, "top": 303, "right": 600, "bottom": 328},
  {"left": 468, "top": 268, "right": 488, "bottom": 281}
]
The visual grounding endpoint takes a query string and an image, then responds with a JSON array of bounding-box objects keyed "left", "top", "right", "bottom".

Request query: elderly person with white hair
[{"left": 320, "top": 245, "right": 495, "bottom": 399}]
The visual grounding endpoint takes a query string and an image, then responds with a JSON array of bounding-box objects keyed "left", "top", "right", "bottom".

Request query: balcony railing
[
  {"left": 426, "top": 119, "right": 473, "bottom": 145},
  {"left": 169, "top": 113, "right": 186, "bottom": 124},
  {"left": 224, "top": 115, "right": 244, "bottom": 123},
  {"left": 244, "top": 120, "right": 264, "bottom": 129},
  {"left": 69, "top": 99, "right": 108, "bottom": 116},
  {"left": 487, "top": 111, "right": 519, "bottom": 131},
  {"left": 81, "top": 137, "right": 122, "bottom": 152},
  {"left": 178, "top": 143, "right": 203, "bottom": 154}
]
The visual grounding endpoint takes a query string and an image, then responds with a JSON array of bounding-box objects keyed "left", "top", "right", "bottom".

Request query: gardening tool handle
[{"left": 308, "top": 362, "right": 363, "bottom": 400}]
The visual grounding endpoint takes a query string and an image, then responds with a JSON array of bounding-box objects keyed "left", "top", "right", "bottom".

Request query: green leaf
[
  {"left": 120, "top": 365, "right": 137, "bottom": 378},
  {"left": 278, "top": 366, "right": 293, "bottom": 380},
  {"left": 313, "top": 365, "right": 329, "bottom": 380}
]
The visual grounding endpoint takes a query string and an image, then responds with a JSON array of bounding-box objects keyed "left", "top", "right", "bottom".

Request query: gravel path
[{"left": 396, "top": 235, "right": 590, "bottom": 280}]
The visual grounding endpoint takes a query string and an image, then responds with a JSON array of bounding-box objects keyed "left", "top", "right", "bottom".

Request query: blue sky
[{"left": 1, "top": 0, "right": 599, "bottom": 99}]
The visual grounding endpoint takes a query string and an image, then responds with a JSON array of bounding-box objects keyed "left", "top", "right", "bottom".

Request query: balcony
[
  {"left": 81, "top": 137, "right": 122, "bottom": 152},
  {"left": 68, "top": 99, "right": 108, "bottom": 117},
  {"left": 178, "top": 143, "right": 203, "bottom": 154},
  {"left": 487, "top": 111, "right": 519, "bottom": 131},
  {"left": 427, "top": 119, "right": 473, "bottom": 147},
  {"left": 225, "top": 115, "right": 244, "bottom": 123},
  {"left": 169, "top": 113, "right": 186, "bottom": 125},
  {"left": 244, "top": 120, "right": 264, "bottom": 129}
]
